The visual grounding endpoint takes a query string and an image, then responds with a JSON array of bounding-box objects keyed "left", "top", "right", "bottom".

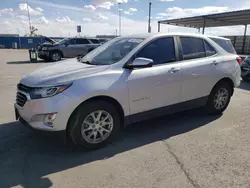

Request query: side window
[
  {"left": 69, "top": 39, "right": 77, "bottom": 45},
  {"left": 180, "top": 37, "right": 206, "bottom": 60},
  {"left": 204, "top": 40, "right": 216, "bottom": 56},
  {"left": 77, "top": 39, "right": 90, "bottom": 44},
  {"left": 136, "top": 37, "right": 175, "bottom": 65}
]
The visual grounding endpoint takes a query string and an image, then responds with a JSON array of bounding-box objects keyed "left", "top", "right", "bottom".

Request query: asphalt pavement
[{"left": 0, "top": 49, "right": 250, "bottom": 188}]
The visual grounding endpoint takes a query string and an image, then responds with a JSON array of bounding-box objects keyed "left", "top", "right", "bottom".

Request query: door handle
[
  {"left": 212, "top": 61, "right": 219, "bottom": 66},
  {"left": 168, "top": 67, "right": 180, "bottom": 73}
]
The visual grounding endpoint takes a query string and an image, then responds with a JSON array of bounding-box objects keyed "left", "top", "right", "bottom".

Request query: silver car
[
  {"left": 15, "top": 33, "right": 241, "bottom": 149},
  {"left": 38, "top": 37, "right": 100, "bottom": 62}
]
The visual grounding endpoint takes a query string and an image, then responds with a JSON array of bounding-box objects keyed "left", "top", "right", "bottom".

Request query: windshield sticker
[{"left": 128, "top": 39, "right": 143, "bottom": 43}]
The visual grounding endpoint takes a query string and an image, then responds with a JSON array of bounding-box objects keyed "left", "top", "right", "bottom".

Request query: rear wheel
[
  {"left": 205, "top": 81, "right": 232, "bottom": 115},
  {"left": 68, "top": 100, "right": 121, "bottom": 150}
]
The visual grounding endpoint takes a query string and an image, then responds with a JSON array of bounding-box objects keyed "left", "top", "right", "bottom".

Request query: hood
[
  {"left": 20, "top": 59, "right": 109, "bottom": 87},
  {"left": 43, "top": 36, "right": 56, "bottom": 44}
]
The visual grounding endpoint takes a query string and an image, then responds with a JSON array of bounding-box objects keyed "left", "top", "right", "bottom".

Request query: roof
[
  {"left": 158, "top": 9, "right": 250, "bottom": 28},
  {"left": 124, "top": 32, "right": 230, "bottom": 40}
]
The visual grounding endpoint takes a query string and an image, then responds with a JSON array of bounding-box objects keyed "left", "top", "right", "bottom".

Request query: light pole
[
  {"left": 118, "top": 3, "right": 121, "bottom": 36},
  {"left": 26, "top": 0, "right": 32, "bottom": 35},
  {"left": 148, "top": 2, "right": 152, "bottom": 33}
]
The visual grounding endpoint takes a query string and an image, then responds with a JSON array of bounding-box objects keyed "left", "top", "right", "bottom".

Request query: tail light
[{"left": 236, "top": 57, "right": 242, "bottom": 65}]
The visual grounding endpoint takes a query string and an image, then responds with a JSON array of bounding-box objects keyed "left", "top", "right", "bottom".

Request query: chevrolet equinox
[{"left": 15, "top": 33, "right": 241, "bottom": 149}]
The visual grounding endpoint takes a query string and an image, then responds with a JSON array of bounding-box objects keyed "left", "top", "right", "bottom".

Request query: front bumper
[
  {"left": 38, "top": 50, "right": 50, "bottom": 59},
  {"left": 15, "top": 93, "right": 76, "bottom": 131},
  {"left": 241, "top": 66, "right": 250, "bottom": 77}
]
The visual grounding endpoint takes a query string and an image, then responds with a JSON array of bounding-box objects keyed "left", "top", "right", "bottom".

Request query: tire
[
  {"left": 242, "top": 76, "right": 250, "bottom": 82},
  {"left": 50, "top": 51, "right": 62, "bottom": 62},
  {"left": 68, "top": 100, "right": 121, "bottom": 150},
  {"left": 205, "top": 81, "right": 232, "bottom": 115}
]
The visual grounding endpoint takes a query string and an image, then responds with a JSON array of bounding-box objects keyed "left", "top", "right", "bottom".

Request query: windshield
[
  {"left": 81, "top": 37, "right": 144, "bottom": 65},
  {"left": 57, "top": 38, "right": 70, "bottom": 45}
]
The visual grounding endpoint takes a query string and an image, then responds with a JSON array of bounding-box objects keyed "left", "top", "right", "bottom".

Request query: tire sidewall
[
  {"left": 206, "top": 82, "right": 232, "bottom": 114},
  {"left": 69, "top": 101, "right": 121, "bottom": 149},
  {"left": 50, "top": 51, "right": 61, "bottom": 62}
]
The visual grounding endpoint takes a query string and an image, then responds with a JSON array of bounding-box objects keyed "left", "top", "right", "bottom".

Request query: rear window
[
  {"left": 209, "top": 37, "right": 236, "bottom": 54},
  {"left": 89, "top": 39, "right": 100, "bottom": 44}
]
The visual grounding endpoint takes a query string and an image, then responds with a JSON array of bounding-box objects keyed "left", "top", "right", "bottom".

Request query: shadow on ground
[
  {"left": 0, "top": 109, "right": 221, "bottom": 188},
  {"left": 7, "top": 60, "right": 48, "bottom": 64},
  {"left": 239, "top": 81, "right": 250, "bottom": 91}
]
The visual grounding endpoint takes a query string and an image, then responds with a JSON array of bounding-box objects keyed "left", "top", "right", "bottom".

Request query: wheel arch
[
  {"left": 50, "top": 49, "right": 64, "bottom": 58},
  {"left": 211, "top": 77, "right": 235, "bottom": 96},
  {"left": 66, "top": 95, "right": 125, "bottom": 136}
]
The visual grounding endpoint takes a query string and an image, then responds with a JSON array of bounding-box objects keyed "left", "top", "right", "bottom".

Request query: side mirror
[
  {"left": 64, "top": 43, "right": 69, "bottom": 47},
  {"left": 125, "top": 57, "right": 153, "bottom": 69}
]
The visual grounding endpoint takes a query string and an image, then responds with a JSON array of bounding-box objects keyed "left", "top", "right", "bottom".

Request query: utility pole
[
  {"left": 118, "top": 3, "right": 122, "bottom": 36},
  {"left": 26, "top": 0, "right": 32, "bottom": 36},
  {"left": 148, "top": 2, "right": 152, "bottom": 33}
]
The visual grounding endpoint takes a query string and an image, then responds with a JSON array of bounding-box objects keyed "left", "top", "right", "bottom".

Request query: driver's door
[
  {"left": 127, "top": 37, "right": 182, "bottom": 116},
  {"left": 61, "top": 38, "right": 78, "bottom": 57}
]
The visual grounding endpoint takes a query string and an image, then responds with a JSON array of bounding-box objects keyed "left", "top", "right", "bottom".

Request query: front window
[
  {"left": 57, "top": 38, "right": 70, "bottom": 45},
  {"left": 81, "top": 37, "right": 144, "bottom": 65},
  {"left": 89, "top": 39, "right": 100, "bottom": 44}
]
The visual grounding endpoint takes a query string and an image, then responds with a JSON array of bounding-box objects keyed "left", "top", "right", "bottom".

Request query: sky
[{"left": 0, "top": 0, "right": 250, "bottom": 37}]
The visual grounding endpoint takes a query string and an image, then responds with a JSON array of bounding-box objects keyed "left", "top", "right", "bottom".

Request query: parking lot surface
[{"left": 0, "top": 49, "right": 250, "bottom": 188}]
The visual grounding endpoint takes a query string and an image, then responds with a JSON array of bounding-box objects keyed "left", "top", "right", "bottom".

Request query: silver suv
[
  {"left": 15, "top": 33, "right": 241, "bottom": 149},
  {"left": 38, "top": 37, "right": 100, "bottom": 62}
]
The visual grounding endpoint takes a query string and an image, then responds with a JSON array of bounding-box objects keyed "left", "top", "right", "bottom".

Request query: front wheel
[
  {"left": 205, "top": 82, "right": 232, "bottom": 115},
  {"left": 50, "top": 51, "right": 62, "bottom": 62},
  {"left": 68, "top": 100, "right": 121, "bottom": 150}
]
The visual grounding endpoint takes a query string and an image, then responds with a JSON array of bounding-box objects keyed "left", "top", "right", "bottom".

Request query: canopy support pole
[
  {"left": 242, "top": 25, "right": 248, "bottom": 54},
  {"left": 202, "top": 19, "right": 206, "bottom": 34},
  {"left": 158, "top": 22, "right": 161, "bottom": 32}
]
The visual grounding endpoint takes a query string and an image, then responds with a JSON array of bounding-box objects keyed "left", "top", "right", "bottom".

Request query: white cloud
[
  {"left": 124, "top": 7, "right": 137, "bottom": 15},
  {"left": 16, "top": 15, "right": 28, "bottom": 20},
  {"left": 159, "top": 6, "right": 229, "bottom": 19},
  {"left": 34, "top": 16, "right": 49, "bottom": 25},
  {"left": 95, "top": 13, "right": 108, "bottom": 20},
  {"left": 159, "top": 0, "right": 174, "bottom": 2},
  {"left": 93, "top": 0, "right": 128, "bottom": 4},
  {"left": 0, "top": 8, "right": 14, "bottom": 16},
  {"left": 56, "top": 16, "right": 74, "bottom": 24},
  {"left": 97, "top": 2, "right": 114, "bottom": 9},
  {"left": 19, "top": 3, "right": 43, "bottom": 16},
  {"left": 84, "top": 5, "right": 96, "bottom": 11},
  {"left": 82, "top": 18, "right": 92, "bottom": 22},
  {"left": 35, "top": 7, "right": 44, "bottom": 12}
]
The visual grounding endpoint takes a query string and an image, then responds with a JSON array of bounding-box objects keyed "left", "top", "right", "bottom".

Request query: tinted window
[
  {"left": 89, "top": 39, "right": 100, "bottom": 44},
  {"left": 180, "top": 37, "right": 206, "bottom": 60},
  {"left": 77, "top": 39, "right": 90, "bottom": 44},
  {"left": 204, "top": 40, "right": 216, "bottom": 56},
  {"left": 209, "top": 37, "right": 236, "bottom": 54},
  {"left": 136, "top": 37, "right": 175, "bottom": 65},
  {"left": 69, "top": 39, "right": 77, "bottom": 45}
]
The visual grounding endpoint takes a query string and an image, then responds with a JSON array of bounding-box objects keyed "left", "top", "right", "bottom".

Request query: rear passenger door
[
  {"left": 179, "top": 36, "right": 218, "bottom": 102},
  {"left": 76, "top": 39, "right": 90, "bottom": 56}
]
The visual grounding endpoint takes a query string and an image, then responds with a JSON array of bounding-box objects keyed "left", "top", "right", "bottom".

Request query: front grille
[
  {"left": 17, "top": 83, "right": 33, "bottom": 93},
  {"left": 16, "top": 92, "right": 27, "bottom": 107}
]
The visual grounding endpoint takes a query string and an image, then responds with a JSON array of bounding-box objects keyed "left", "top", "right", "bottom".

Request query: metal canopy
[
  {"left": 158, "top": 9, "right": 250, "bottom": 28},
  {"left": 157, "top": 9, "right": 250, "bottom": 54}
]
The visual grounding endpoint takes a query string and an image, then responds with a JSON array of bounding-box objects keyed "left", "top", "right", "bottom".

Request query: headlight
[
  {"left": 29, "top": 83, "right": 72, "bottom": 99},
  {"left": 42, "top": 47, "right": 48, "bottom": 50}
]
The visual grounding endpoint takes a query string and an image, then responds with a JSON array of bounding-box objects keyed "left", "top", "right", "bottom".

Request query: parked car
[
  {"left": 37, "top": 37, "right": 101, "bottom": 62},
  {"left": 241, "top": 56, "right": 250, "bottom": 81},
  {"left": 15, "top": 33, "right": 241, "bottom": 149}
]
